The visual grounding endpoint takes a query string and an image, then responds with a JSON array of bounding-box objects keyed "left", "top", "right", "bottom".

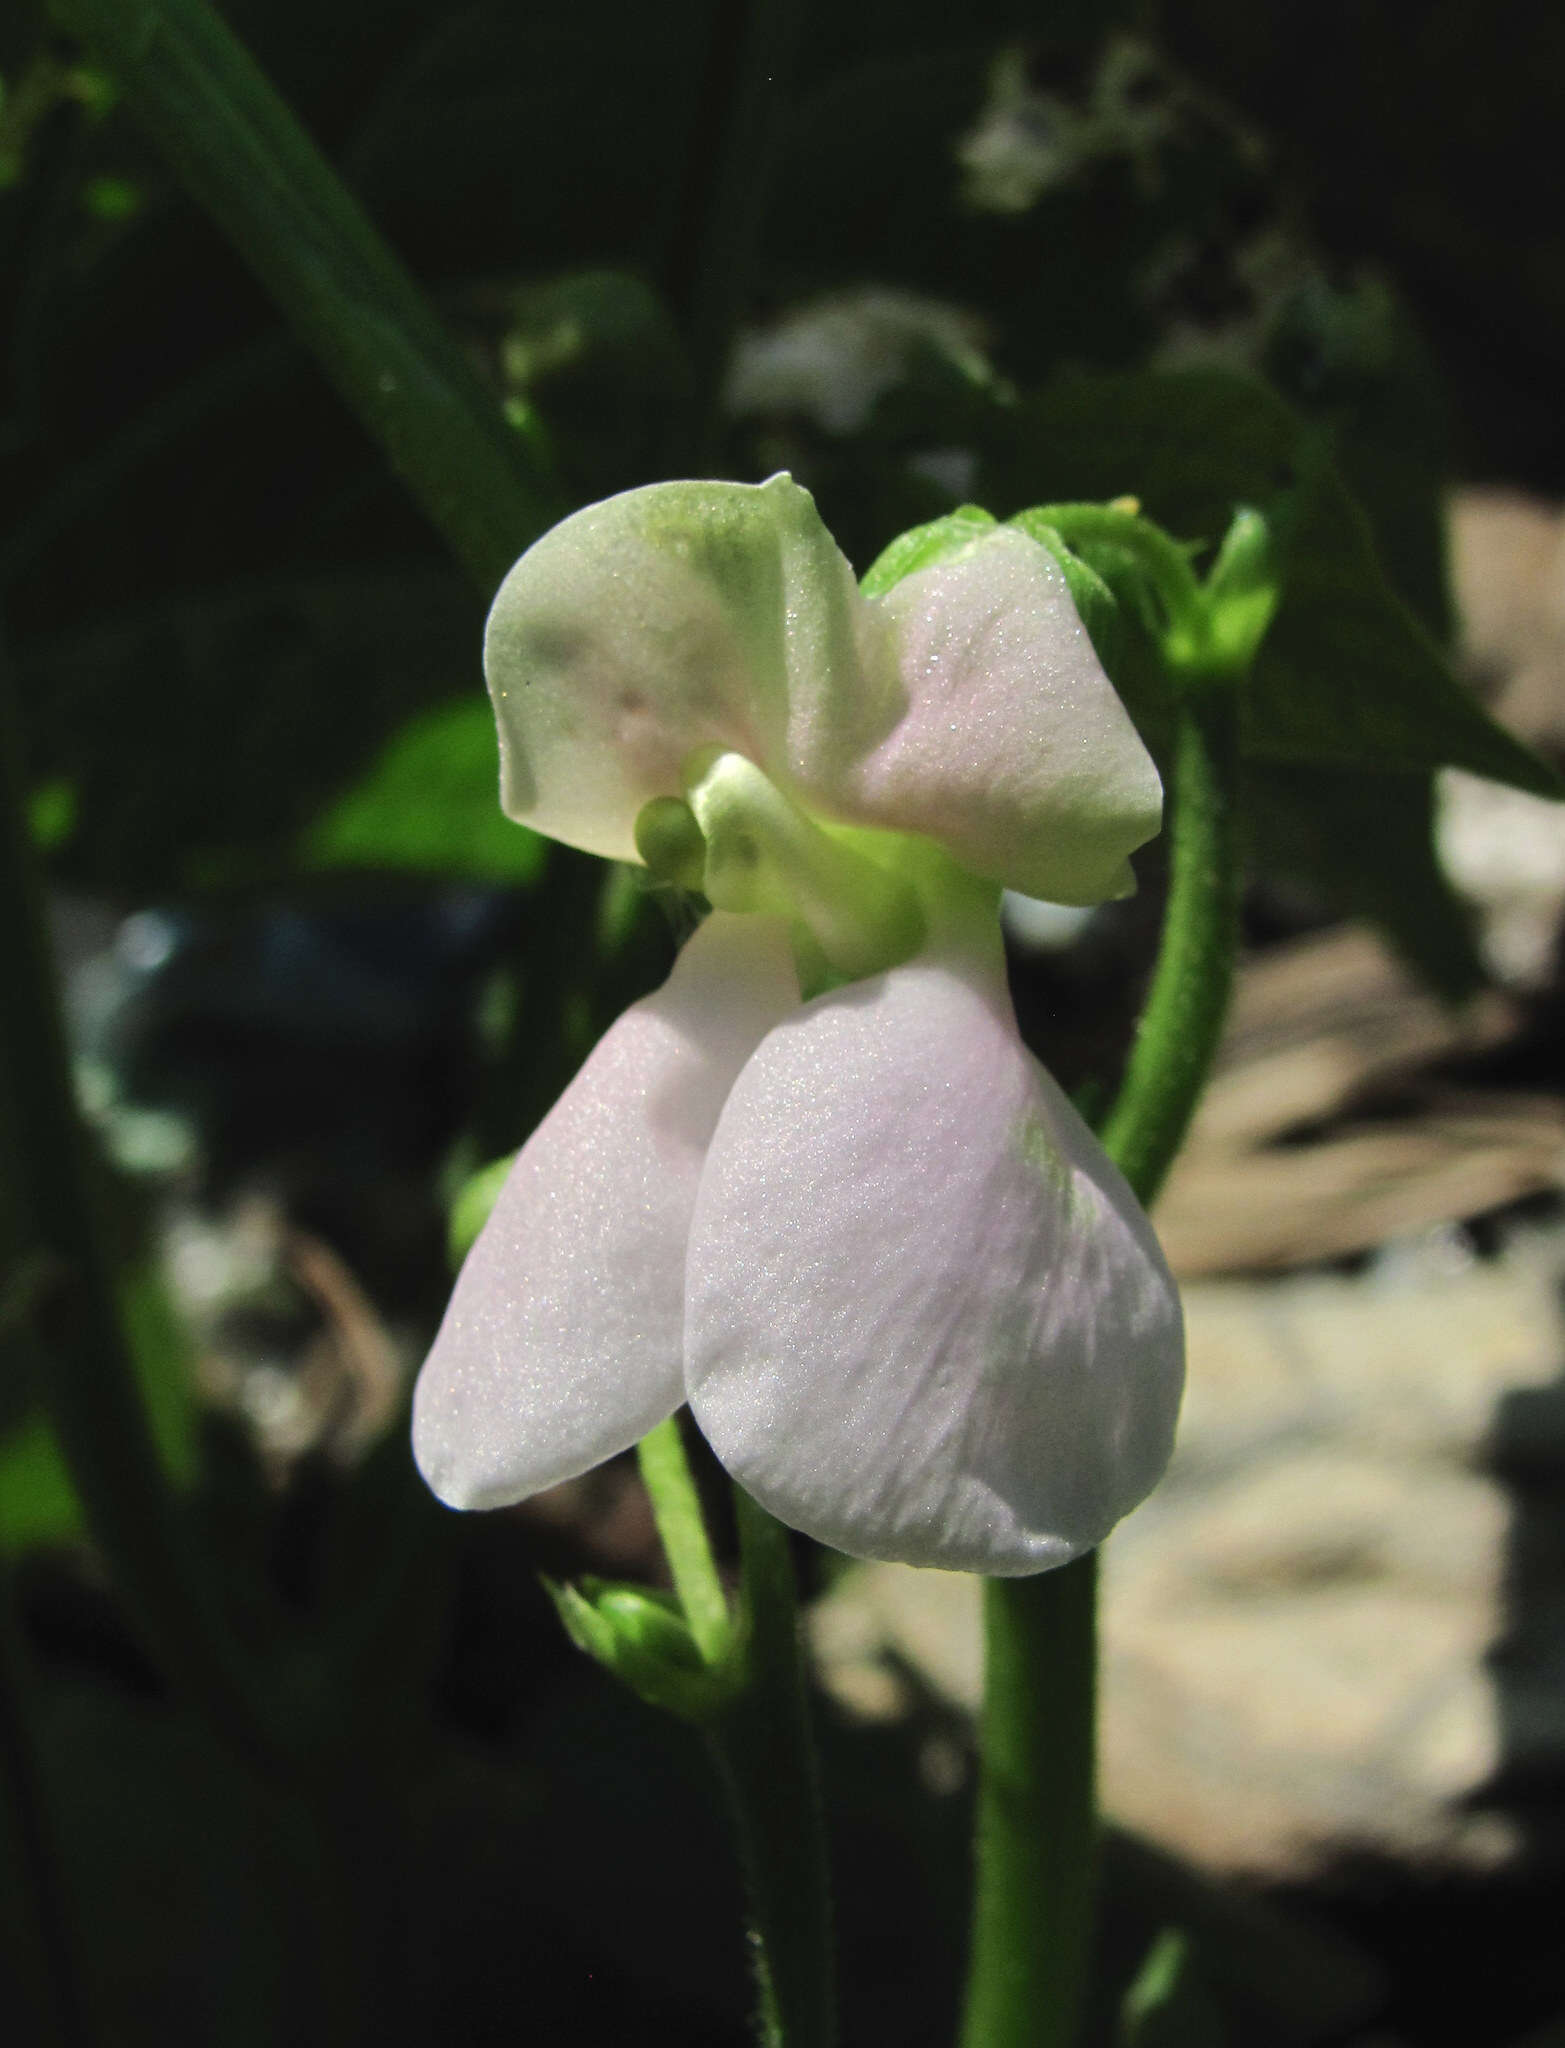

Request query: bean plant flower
[{"left": 413, "top": 475, "right": 1184, "bottom": 1573}]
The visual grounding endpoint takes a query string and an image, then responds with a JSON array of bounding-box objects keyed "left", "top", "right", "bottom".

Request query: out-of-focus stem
[{"left": 709, "top": 1488, "right": 834, "bottom": 2048}]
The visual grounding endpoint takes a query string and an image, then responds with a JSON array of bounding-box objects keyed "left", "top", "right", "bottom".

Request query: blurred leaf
[
  {"left": 983, "top": 367, "right": 1558, "bottom": 794},
  {"left": 26, "top": 777, "right": 75, "bottom": 850},
  {"left": 32, "top": 1680, "right": 316, "bottom": 2046},
  {"left": 17, "top": 570, "right": 481, "bottom": 893},
  {"left": 55, "top": 0, "right": 555, "bottom": 591},
  {"left": 497, "top": 268, "right": 688, "bottom": 502},
  {"left": 301, "top": 697, "right": 546, "bottom": 886},
  {"left": 1262, "top": 268, "right": 1454, "bottom": 636},
  {"left": 1119, "top": 1927, "right": 1225, "bottom": 2048},
  {"left": 0, "top": 1412, "right": 81, "bottom": 1551},
  {"left": 1248, "top": 763, "right": 1485, "bottom": 1002},
  {"left": 0, "top": 1259, "right": 196, "bottom": 1553},
  {"left": 1258, "top": 453, "right": 1556, "bottom": 794},
  {"left": 447, "top": 1149, "right": 513, "bottom": 1266}
]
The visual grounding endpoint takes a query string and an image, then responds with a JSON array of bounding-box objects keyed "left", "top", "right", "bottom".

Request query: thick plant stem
[
  {"left": 0, "top": 651, "right": 280, "bottom": 1768},
  {"left": 636, "top": 1415, "right": 731, "bottom": 1662},
  {"left": 709, "top": 1489, "right": 834, "bottom": 2048},
  {"left": 960, "top": 692, "right": 1243, "bottom": 2048},
  {"left": 960, "top": 1557, "right": 1097, "bottom": 2048},
  {"left": 55, "top": 0, "right": 555, "bottom": 593}
]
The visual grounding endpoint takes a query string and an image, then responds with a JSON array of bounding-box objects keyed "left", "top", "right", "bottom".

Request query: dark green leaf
[
  {"left": 982, "top": 367, "right": 1559, "bottom": 795},
  {"left": 1248, "top": 763, "right": 1485, "bottom": 1003},
  {"left": 1255, "top": 454, "right": 1557, "bottom": 794}
]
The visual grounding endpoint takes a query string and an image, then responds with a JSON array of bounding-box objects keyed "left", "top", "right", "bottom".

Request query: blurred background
[{"left": 3, "top": 1, "right": 1565, "bottom": 2042}]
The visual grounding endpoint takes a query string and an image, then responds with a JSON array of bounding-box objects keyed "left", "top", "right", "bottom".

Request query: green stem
[
  {"left": 960, "top": 1557, "right": 1097, "bottom": 2048},
  {"left": 1101, "top": 696, "right": 1244, "bottom": 1210},
  {"left": 708, "top": 1489, "right": 834, "bottom": 2048},
  {"left": 960, "top": 691, "right": 1243, "bottom": 2048},
  {"left": 0, "top": 646, "right": 281, "bottom": 1768},
  {"left": 636, "top": 1415, "right": 731, "bottom": 1663},
  {"left": 54, "top": 0, "right": 557, "bottom": 593}
]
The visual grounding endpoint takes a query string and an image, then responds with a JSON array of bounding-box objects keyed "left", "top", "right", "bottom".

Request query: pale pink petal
[
  {"left": 813, "top": 528, "right": 1163, "bottom": 904},
  {"left": 413, "top": 915, "right": 798, "bottom": 1508},
  {"left": 684, "top": 933, "right": 1183, "bottom": 1572},
  {"left": 484, "top": 476, "right": 869, "bottom": 862}
]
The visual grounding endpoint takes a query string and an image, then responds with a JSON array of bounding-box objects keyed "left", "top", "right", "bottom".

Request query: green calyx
[
  {"left": 545, "top": 1577, "right": 744, "bottom": 1722},
  {"left": 634, "top": 750, "right": 930, "bottom": 987},
  {"left": 1011, "top": 499, "right": 1281, "bottom": 692}
]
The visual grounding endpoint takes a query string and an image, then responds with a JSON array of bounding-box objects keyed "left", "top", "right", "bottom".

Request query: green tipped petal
[
  {"left": 483, "top": 473, "right": 866, "bottom": 863},
  {"left": 484, "top": 477, "right": 1161, "bottom": 902}
]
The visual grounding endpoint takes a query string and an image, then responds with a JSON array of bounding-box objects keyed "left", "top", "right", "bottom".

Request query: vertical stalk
[
  {"left": 960, "top": 694, "right": 1243, "bottom": 2048},
  {"left": 635, "top": 1430, "right": 833, "bottom": 2044},
  {"left": 636, "top": 1415, "right": 731, "bottom": 1662},
  {"left": 708, "top": 1488, "right": 834, "bottom": 2048},
  {"left": 1102, "top": 698, "right": 1244, "bottom": 1208},
  {"left": 960, "top": 1557, "right": 1097, "bottom": 2048}
]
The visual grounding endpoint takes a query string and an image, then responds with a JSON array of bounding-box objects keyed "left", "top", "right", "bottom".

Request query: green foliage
[
  {"left": 1118, "top": 1929, "right": 1225, "bottom": 2048},
  {"left": 982, "top": 367, "right": 1559, "bottom": 981},
  {"left": 446, "top": 1149, "right": 514, "bottom": 1265},
  {"left": 545, "top": 1576, "right": 742, "bottom": 1723},
  {"left": 985, "top": 366, "right": 1554, "bottom": 789},
  {"left": 301, "top": 697, "right": 547, "bottom": 885},
  {"left": 0, "top": 1262, "right": 196, "bottom": 1552},
  {"left": 17, "top": 572, "right": 484, "bottom": 894},
  {"left": 1249, "top": 763, "right": 1485, "bottom": 1002}
]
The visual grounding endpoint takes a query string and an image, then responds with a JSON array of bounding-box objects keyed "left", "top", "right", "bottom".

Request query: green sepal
[
  {"left": 858, "top": 503, "right": 998, "bottom": 599},
  {"left": 1118, "top": 1928, "right": 1225, "bottom": 2048},
  {"left": 1010, "top": 502, "right": 1205, "bottom": 654},
  {"left": 545, "top": 1576, "right": 744, "bottom": 1722},
  {"left": 1201, "top": 506, "right": 1281, "bottom": 681}
]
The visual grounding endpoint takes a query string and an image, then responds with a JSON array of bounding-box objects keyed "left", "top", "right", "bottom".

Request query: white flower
[{"left": 412, "top": 476, "right": 1184, "bottom": 1573}]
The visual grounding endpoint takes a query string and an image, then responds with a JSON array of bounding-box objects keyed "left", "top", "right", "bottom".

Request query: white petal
[
  {"left": 828, "top": 529, "right": 1163, "bottom": 904},
  {"left": 484, "top": 475, "right": 871, "bottom": 863},
  {"left": 413, "top": 914, "right": 798, "bottom": 1508},
  {"left": 684, "top": 936, "right": 1183, "bottom": 1572}
]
